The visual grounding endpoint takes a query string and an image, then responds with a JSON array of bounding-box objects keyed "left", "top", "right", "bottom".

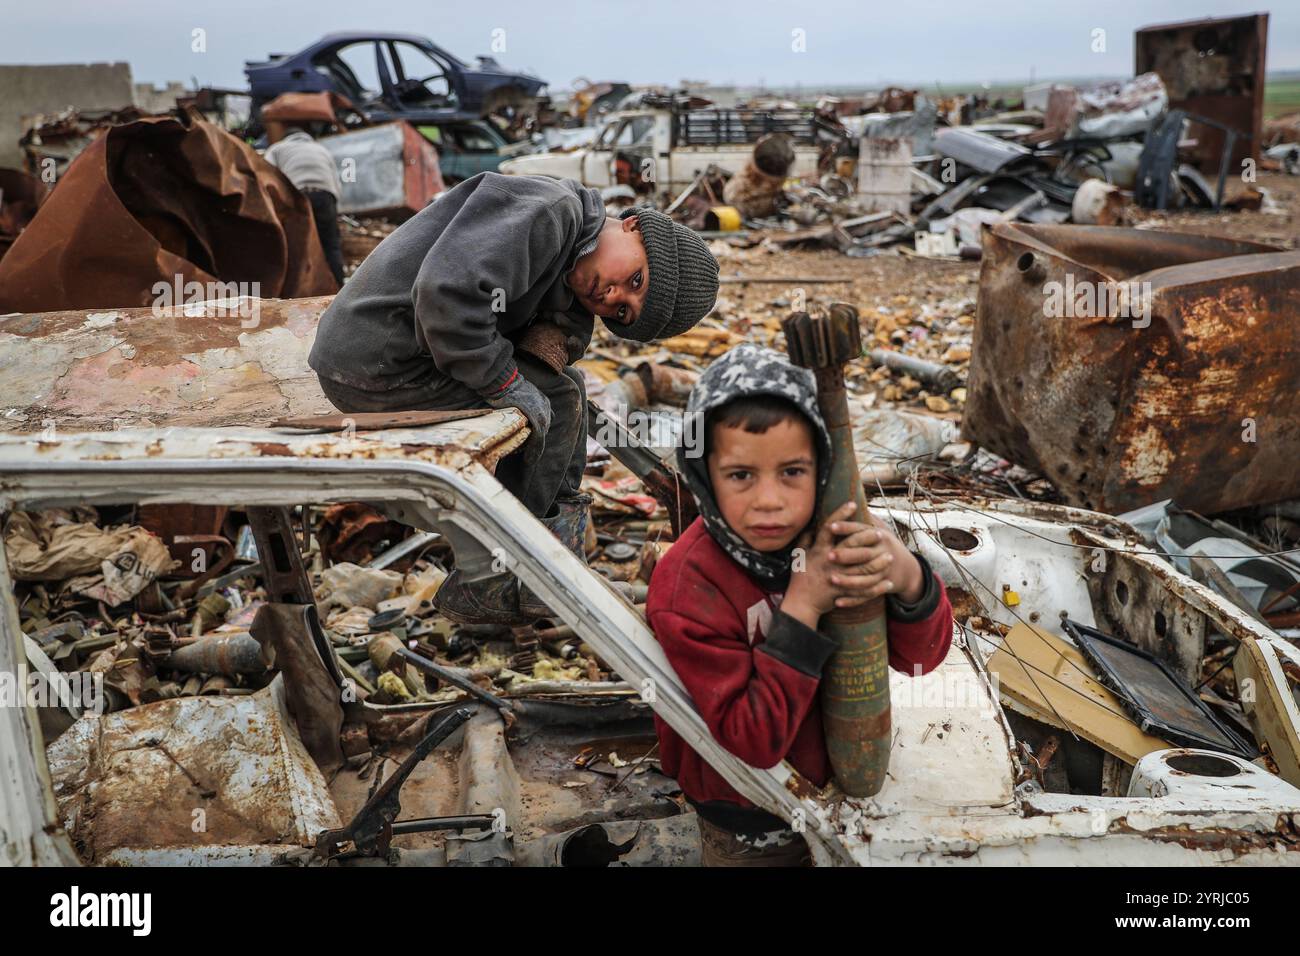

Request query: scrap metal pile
[
  {"left": 8, "top": 502, "right": 640, "bottom": 728},
  {"left": 658, "top": 15, "right": 1286, "bottom": 260}
]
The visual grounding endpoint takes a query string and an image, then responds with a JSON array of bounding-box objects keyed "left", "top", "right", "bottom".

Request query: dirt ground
[{"left": 1129, "top": 171, "right": 1299, "bottom": 245}]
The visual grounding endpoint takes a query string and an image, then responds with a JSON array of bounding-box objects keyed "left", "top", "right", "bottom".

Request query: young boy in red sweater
[{"left": 646, "top": 344, "right": 953, "bottom": 866}]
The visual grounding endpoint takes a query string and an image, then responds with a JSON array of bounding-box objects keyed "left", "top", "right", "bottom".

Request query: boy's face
[
  {"left": 706, "top": 417, "right": 817, "bottom": 553},
  {"left": 567, "top": 216, "right": 648, "bottom": 328}
]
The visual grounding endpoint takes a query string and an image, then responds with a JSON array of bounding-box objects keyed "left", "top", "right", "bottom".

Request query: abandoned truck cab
[{"left": 2, "top": 297, "right": 1299, "bottom": 867}]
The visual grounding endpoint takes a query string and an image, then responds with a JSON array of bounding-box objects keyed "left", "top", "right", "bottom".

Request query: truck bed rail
[{"left": 672, "top": 109, "right": 840, "bottom": 147}]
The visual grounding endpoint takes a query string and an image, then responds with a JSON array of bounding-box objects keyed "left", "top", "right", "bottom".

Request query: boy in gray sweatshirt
[{"left": 309, "top": 172, "right": 719, "bottom": 623}]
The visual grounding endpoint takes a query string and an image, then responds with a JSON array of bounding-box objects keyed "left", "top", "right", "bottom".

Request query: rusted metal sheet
[
  {"left": 962, "top": 223, "right": 1300, "bottom": 515},
  {"left": 273, "top": 409, "right": 495, "bottom": 431},
  {"left": 319, "top": 121, "right": 445, "bottom": 220},
  {"left": 1040, "top": 86, "right": 1079, "bottom": 138},
  {"left": 1136, "top": 14, "right": 1268, "bottom": 169},
  {"left": 1035, "top": 75, "right": 1167, "bottom": 141},
  {"left": 0, "top": 112, "right": 338, "bottom": 314},
  {"left": 0, "top": 299, "right": 518, "bottom": 471},
  {"left": 1235, "top": 637, "right": 1300, "bottom": 789},
  {"left": 136, "top": 503, "right": 232, "bottom": 580},
  {"left": 316, "top": 501, "right": 406, "bottom": 565},
  {"left": 0, "top": 296, "right": 337, "bottom": 432},
  {"left": 0, "top": 420, "right": 529, "bottom": 484},
  {"left": 0, "top": 295, "right": 531, "bottom": 471},
  {"left": 44, "top": 679, "right": 341, "bottom": 863},
  {"left": 261, "top": 91, "right": 359, "bottom": 127}
]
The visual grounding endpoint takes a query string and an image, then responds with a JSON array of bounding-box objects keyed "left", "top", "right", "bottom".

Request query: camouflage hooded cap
[
  {"left": 612, "top": 205, "right": 720, "bottom": 342},
  {"left": 677, "top": 343, "right": 833, "bottom": 591}
]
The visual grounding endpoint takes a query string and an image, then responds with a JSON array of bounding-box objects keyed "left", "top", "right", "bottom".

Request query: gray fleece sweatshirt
[{"left": 309, "top": 172, "right": 606, "bottom": 393}]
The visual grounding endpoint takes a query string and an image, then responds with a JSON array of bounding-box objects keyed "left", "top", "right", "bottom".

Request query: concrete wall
[
  {"left": 134, "top": 81, "right": 189, "bottom": 115},
  {"left": 0, "top": 63, "right": 134, "bottom": 169}
]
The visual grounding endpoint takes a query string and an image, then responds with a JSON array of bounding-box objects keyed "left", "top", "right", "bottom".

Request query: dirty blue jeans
[{"left": 315, "top": 353, "right": 588, "bottom": 520}]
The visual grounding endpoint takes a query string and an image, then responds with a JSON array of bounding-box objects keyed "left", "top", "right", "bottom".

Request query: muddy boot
[
  {"left": 433, "top": 568, "right": 531, "bottom": 626},
  {"left": 519, "top": 494, "right": 592, "bottom": 618}
]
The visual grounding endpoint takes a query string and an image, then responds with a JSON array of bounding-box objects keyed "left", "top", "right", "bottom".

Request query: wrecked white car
[{"left": 2, "top": 297, "right": 1299, "bottom": 867}]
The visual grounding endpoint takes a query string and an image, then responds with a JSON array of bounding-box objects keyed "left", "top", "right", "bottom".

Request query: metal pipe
[
  {"left": 390, "top": 815, "right": 494, "bottom": 835},
  {"left": 783, "top": 304, "right": 891, "bottom": 797},
  {"left": 542, "top": 636, "right": 580, "bottom": 659},
  {"left": 368, "top": 530, "right": 440, "bottom": 569},
  {"left": 867, "top": 348, "right": 960, "bottom": 393},
  {"left": 531, "top": 603, "right": 646, "bottom": 646},
  {"left": 393, "top": 645, "right": 513, "bottom": 715}
]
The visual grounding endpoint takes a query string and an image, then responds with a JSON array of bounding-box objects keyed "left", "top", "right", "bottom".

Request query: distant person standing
[{"left": 264, "top": 123, "right": 345, "bottom": 284}]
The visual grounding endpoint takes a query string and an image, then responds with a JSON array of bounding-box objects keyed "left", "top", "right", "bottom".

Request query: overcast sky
[{"left": 2, "top": 1, "right": 1293, "bottom": 90}]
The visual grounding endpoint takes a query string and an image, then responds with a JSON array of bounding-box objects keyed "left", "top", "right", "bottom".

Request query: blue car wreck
[{"left": 245, "top": 32, "right": 546, "bottom": 126}]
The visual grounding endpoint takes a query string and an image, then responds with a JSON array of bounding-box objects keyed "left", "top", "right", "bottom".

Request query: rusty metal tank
[{"left": 962, "top": 223, "right": 1300, "bottom": 515}]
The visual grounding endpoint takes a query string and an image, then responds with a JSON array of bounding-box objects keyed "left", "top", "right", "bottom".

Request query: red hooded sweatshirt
[{"left": 646, "top": 516, "right": 953, "bottom": 830}]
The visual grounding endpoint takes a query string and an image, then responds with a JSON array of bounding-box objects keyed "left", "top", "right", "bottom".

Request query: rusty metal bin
[{"left": 962, "top": 223, "right": 1300, "bottom": 514}]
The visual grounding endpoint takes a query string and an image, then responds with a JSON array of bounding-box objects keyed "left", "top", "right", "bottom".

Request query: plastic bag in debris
[
  {"left": 853, "top": 405, "right": 961, "bottom": 485},
  {"left": 400, "top": 565, "right": 448, "bottom": 616},
  {"left": 5, "top": 509, "right": 179, "bottom": 605},
  {"left": 325, "top": 606, "right": 375, "bottom": 640},
  {"left": 317, "top": 562, "right": 402, "bottom": 611},
  {"left": 926, "top": 207, "right": 1003, "bottom": 248},
  {"left": 3, "top": 509, "right": 166, "bottom": 583},
  {"left": 64, "top": 528, "right": 177, "bottom": 606},
  {"left": 86, "top": 639, "right": 154, "bottom": 706}
]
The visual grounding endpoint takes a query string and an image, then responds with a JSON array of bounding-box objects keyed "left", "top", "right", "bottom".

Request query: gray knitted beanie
[{"left": 613, "top": 205, "right": 719, "bottom": 342}]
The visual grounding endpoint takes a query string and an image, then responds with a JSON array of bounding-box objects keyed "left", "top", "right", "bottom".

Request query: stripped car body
[
  {"left": 2, "top": 299, "right": 1299, "bottom": 866},
  {"left": 245, "top": 33, "right": 545, "bottom": 127}
]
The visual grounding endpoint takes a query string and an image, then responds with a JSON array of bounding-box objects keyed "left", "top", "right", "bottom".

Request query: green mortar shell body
[
  {"left": 821, "top": 604, "right": 891, "bottom": 796},
  {"left": 811, "top": 364, "right": 892, "bottom": 798}
]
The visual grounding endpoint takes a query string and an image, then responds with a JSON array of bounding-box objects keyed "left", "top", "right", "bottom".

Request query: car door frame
[{"left": 383, "top": 39, "right": 461, "bottom": 116}]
